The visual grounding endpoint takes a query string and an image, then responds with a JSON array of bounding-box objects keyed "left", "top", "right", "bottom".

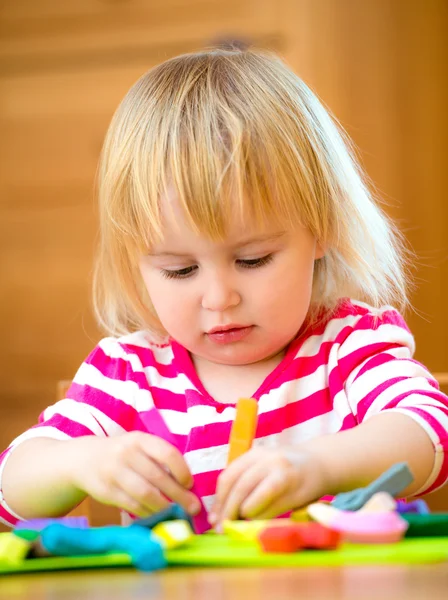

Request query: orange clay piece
[
  {"left": 258, "top": 523, "right": 341, "bottom": 553},
  {"left": 227, "top": 397, "right": 258, "bottom": 465},
  {"left": 258, "top": 526, "right": 302, "bottom": 553},
  {"left": 294, "top": 522, "right": 341, "bottom": 550}
]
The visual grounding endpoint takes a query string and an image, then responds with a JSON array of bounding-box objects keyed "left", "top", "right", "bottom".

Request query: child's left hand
[{"left": 208, "top": 447, "right": 328, "bottom": 527}]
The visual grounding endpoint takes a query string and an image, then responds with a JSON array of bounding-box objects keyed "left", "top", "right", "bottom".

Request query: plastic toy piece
[
  {"left": 227, "top": 398, "right": 258, "bottom": 465},
  {"left": 40, "top": 524, "right": 166, "bottom": 572},
  {"left": 402, "top": 513, "right": 448, "bottom": 537},
  {"left": 132, "top": 503, "right": 194, "bottom": 532},
  {"left": 332, "top": 462, "right": 414, "bottom": 511},
  {"left": 258, "top": 526, "right": 302, "bottom": 553},
  {"left": 151, "top": 520, "right": 194, "bottom": 549},
  {"left": 15, "top": 516, "right": 89, "bottom": 531},
  {"left": 359, "top": 492, "right": 397, "bottom": 513},
  {"left": 0, "top": 532, "right": 31, "bottom": 565},
  {"left": 396, "top": 499, "right": 430, "bottom": 515},
  {"left": 223, "top": 519, "right": 294, "bottom": 541},
  {"left": 308, "top": 502, "right": 408, "bottom": 543}
]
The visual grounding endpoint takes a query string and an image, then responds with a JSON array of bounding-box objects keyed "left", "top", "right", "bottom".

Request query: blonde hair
[{"left": 93, "top": 47, "right": 410, "bottom": 337}]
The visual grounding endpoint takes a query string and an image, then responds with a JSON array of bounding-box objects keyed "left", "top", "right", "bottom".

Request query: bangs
[{"left": 102, "top": 50, "right": 332, "bottom": 257}]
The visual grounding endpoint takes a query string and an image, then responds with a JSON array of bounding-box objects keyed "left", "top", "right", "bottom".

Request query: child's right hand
[{"left": 72, "top": 432, "right": 201, "bottom": 518}]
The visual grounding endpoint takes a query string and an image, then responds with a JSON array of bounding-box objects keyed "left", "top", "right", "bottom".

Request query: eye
[
  {"left": 237, "top": 254, "right": 273, "bottom": 269},
  {"left": 161, "top": 265, "right": 198, "bottom": 280}
]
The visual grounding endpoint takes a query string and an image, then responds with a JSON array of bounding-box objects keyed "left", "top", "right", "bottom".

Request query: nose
[{"left": 201, "top": 273, "right": 241, "bottom": 312}]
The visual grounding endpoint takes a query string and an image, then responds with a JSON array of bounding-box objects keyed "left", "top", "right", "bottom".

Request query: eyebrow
[{"left": 148, "top": 232, "right": 286, "bottom": 257}]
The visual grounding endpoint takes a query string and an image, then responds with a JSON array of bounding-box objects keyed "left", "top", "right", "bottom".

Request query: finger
[
  {"left": 128, "top": 449, "right": 201, "bottom": 515},
  {"left": 217, "top": 463, "right": 271, "bottom": 523},
  {"left": 106, "top": 483, "right": 162, "bottom": 518},
  {"left": 246, "top": 490, "right": 304, "bottom": 520},
  {"left": 139, "top": 434, "right": 194, "bottom": 489},
  {"left": 117, "top": 468, "right": 171, "bottom": 514},
  {"left": 239, "top": 471, "right": 291, "bottom": 519},
  {"left": 212, "top": 451, "right": 259, "bottom": 517}
]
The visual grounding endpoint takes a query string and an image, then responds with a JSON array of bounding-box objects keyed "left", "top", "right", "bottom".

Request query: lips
[
  {"left": 206, "top": 324, "right": 253, "bottom": 344},
  {"left": 207, "top": 324, "right": 250, "bottom": 335}
]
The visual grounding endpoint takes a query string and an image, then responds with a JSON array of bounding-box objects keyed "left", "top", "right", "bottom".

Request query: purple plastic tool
[{"left": 15, "top": 516, "right": 89, "bottom": 531}]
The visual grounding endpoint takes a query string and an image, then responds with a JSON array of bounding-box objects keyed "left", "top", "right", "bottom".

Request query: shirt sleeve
[
  {"left": 0, "top": 337, "right": 154, "bottom": 526},
  {"left": 337, "top": 306, "right": 448, "bottom": 496}
]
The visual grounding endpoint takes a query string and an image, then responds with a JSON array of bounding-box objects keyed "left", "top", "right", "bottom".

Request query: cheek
[
  {"left": 263, "top": 258, "right": 315, "bottom": 300},
  {"left": 143, "top": 275, "right": 195, "bottom": 330},
  {"left": 140, "top": 272, "right": 171, "bottom": 318}
]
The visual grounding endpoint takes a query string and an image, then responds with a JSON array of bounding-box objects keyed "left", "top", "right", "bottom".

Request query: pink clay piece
[
  {"left": 308, "top": 503, "right": 408, "bottom": 543},
  {"left": 337, "top": 511, "right": 408, "bottom": 543}
]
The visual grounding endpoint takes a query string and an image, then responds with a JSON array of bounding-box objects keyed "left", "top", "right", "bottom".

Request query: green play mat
[{"left": 1, "top": 533, "right": 448, "bottom": 574}]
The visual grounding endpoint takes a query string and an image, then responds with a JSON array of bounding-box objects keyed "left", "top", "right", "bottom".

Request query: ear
[{"left": 314, "top": 241, "right": 326, "bottom": 260}]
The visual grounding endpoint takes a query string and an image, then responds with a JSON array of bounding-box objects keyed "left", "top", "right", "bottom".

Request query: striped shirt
[{"left": 1, "top": 299, "right": 447, "bottom": 530}]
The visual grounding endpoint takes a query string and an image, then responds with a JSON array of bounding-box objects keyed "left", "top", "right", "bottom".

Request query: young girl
[{"left": 1, "top": 47, "right": 447, "bottom": 533}]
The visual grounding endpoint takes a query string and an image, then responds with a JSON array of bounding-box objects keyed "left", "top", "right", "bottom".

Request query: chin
[{"left": 210, "top": 347, "right": 273, "bottom": 366}]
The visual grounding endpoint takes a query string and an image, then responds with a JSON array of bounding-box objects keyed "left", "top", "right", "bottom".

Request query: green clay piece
[
  {"left": 12, "top": 530, "right": 41, "bottom": 542},
  {"left": 402, "top": 513, "right": 448, "bottom": 537}
]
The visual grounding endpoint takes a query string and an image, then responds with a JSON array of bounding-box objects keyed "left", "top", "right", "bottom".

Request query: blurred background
[{"left": 0, "top": 0, "right": 447, "bottom": 513}]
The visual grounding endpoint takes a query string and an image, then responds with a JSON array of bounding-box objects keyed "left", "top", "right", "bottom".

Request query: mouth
[
  {"left": 207, "top": 324, "right": 251, "bottom": 335},
  {"left": 206, "top": 324, "right": 254, "bottom": 345}
]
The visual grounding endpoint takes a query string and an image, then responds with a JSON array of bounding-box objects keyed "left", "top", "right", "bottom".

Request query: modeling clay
[
  {"left": 40, "top": 524, "right": 166, "bottom": 571},
  {"left": 151, "top": 520, "right": 194, "bottom": 549},
  {"left": 223, "top": 519, "right": 294, "bottom": 541},
  {"left": 290, "top": 507, "right": 310, "bottom": 522},
  {"left": 402, "top": 513, "right": 448, "bottom": 537},
  {"left": 258, "top": 522, "right": 341, "bottom": 553},
  {"left": 293, "top": 522, "right": 341, "bottom": 549},
  {"left": 12, "top": 529, "right": 40, "bottom": 542},
  {"left": 227, "top": 398, "right": 258, "bottom": 464},
  {"left": 396, "top": 499, "right": 430, "bottom": 515},
  {"left": 258, "top": 526, "right": 301, "bottom": 553},
  {"left": 0, "top": 532, "right": 31, "bottom": 565},
  {"left": 332, "top": 462, "right": 414, "bottom": 511},
  {"left": 133, "top": 503, "right": 194, "bottom": 531},
  {"left": 308, "top": 502, "right": 408, "bottom": 543}
]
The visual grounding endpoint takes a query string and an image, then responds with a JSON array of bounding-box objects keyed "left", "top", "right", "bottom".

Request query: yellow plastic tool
[{"left": 227, "top": 397, "right": 258, "bottom": 465}]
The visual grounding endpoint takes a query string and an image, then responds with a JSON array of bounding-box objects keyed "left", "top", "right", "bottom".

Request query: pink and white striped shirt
[{"left": 1, "top": 299, "right": 447, "bottom": 529}]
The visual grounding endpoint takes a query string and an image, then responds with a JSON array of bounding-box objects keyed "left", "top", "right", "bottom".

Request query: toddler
[{"left": 1, "top": 47, "right": 447, "bottom": 533}]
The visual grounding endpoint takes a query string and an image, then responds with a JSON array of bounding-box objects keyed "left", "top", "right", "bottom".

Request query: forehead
[{"left": 155, "top": 184, "right": 282, "bottom": 246}]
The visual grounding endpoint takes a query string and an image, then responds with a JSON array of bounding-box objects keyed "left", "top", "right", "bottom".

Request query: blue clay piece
[
  {"left": 332, "top": 462, "right": 414, "bottom": 511},
  {"left": 41, "top": 524, "right": 166, "bottom": 572},
  {"left": 132, "top": 503, "right": 194, "bottom": 532}
]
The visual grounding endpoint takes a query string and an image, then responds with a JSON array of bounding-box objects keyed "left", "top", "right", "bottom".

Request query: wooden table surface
[{"left": 1, "top": 564, "right": 448, "bottom": 600}]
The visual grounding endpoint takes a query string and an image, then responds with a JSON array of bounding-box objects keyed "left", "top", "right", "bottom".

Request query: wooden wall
[{"left": 1, "top": 0, "right": 447, "bottom": 519}]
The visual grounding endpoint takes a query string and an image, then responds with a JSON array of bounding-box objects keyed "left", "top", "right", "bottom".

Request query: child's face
[{"left": 139, "top": 190, "right": 323, "bottom": 366}]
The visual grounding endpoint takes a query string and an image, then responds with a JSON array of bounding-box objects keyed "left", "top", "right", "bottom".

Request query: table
[{"left": 1, "top": 564, "right": 448, "bottom": 600}]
